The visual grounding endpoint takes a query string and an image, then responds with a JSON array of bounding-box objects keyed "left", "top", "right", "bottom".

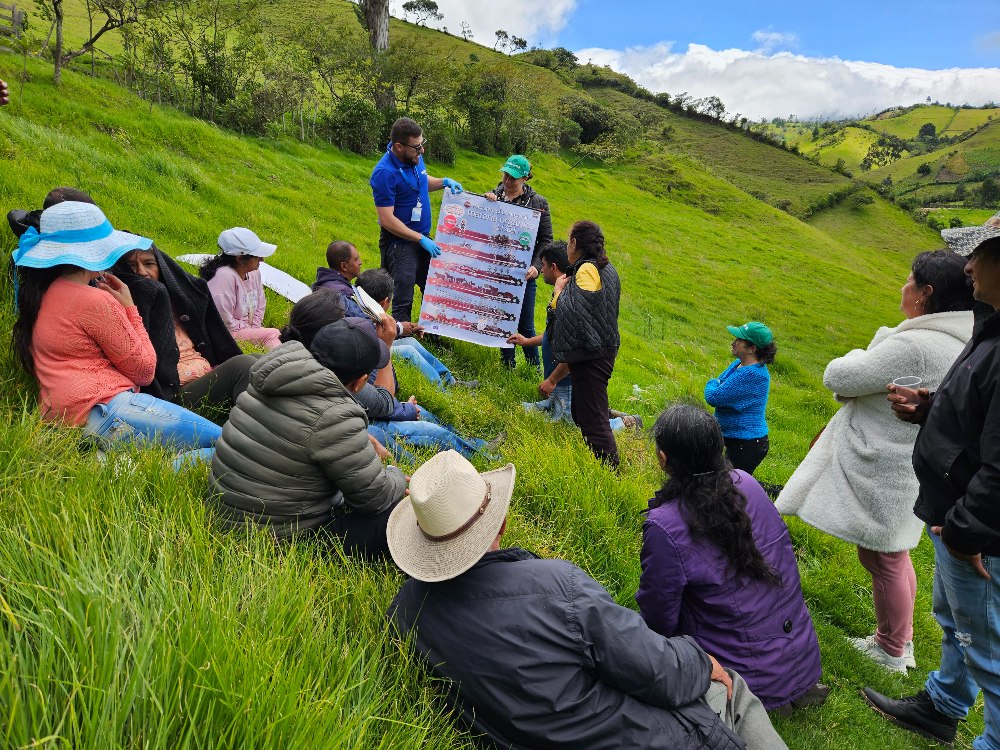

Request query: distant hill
[{"left": 769, "top": 104, "right": 1000, "bottom": 219}]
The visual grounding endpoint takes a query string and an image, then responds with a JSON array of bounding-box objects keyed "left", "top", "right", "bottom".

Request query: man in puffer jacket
[{"left": 209, "top": 317, "right": 407, "bottom": 557}]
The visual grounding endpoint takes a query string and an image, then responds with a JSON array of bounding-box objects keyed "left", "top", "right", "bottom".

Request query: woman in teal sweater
[{"left": 704, "top": 321, "right": 776, "bottom": 475}]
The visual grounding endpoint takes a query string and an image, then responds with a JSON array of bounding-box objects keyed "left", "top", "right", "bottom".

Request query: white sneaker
[
  {"left": 849, "top": 635, "right": 907, "bottom": 674},
  {"left": 904, "top": 640, "right": 916, "bottom": 669}
]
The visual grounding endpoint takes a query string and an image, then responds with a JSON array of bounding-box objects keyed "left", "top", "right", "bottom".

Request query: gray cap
[{"left": 940, "top": 211, "right": 1000, "bottom": 257}]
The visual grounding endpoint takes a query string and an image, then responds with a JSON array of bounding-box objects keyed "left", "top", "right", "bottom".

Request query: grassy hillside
[
  {"left": 0, "top": 52, "right": 976, "bottom": 750},
  {"left": 590, "top": 88, "right": 852, "bottom": 218}
]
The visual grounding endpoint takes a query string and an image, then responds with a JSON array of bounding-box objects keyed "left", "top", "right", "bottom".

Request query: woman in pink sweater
[
  {"left": 201, "top": 227, "right": 282, "bottom": 350},
  {"left": 13, "top": 201, "right": 221, "bottom": 450}
]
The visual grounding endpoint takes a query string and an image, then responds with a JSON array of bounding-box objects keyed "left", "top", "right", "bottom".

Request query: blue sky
[
  {"left": 426, "top": 0, "right": 1000, "bottom": 118},
  {"left": 555, "top": 0, "right": 999, "bottom": 70}
]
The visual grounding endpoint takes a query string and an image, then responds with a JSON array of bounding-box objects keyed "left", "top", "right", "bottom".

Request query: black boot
[{"left": 861, "top": 688, "right": 959, "bottom": 746}]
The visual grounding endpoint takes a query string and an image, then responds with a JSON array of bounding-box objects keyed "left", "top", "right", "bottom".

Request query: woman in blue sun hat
[
  {"left": 12, "top": 201, "right": 222, "bottom": 453},
  {"left": 704, "top": 321, "right": 776, "bottom": 475}
]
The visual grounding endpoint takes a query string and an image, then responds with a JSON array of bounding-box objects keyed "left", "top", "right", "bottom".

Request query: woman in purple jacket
[{"left": 637, "top": 404, "right": 826, "bottom": 712}]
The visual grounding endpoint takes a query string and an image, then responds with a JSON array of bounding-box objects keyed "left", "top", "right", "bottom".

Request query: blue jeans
[
  {"left": 522, "top": 383, "right": 625, "bottom": 432},
  {"left": 368, "top": 409, "right": 486, "bottom": 461},
  {"left": 501, "top": 277, "right": 539, "bottom": 367},
  {"left": 85, "top": 390, "right": 222, "bottom": 451},
  {"left": 924, "top": 528, "right": 1000, "bottom": 750},
  {"left": 392, "top": 338, "right": 454, "bottom": 387}
]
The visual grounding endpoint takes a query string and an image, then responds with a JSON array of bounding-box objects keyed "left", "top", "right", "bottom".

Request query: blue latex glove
[
  {"left": 419, "top": 235, "right": 442, "bottom": 258},
  {"left": 442, "top": 178, "right": 463, "bottom": 194}
]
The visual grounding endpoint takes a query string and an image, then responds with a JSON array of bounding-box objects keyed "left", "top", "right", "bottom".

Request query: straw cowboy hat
[
  {"left": 13, "top": 201, "right": 151, "bottom": 270},
  {"left": 940, "top": 211, "right": 1000, "bottom": 257},
  {"left": 387, "top": 451, "right": 515, "bottom": 583}
]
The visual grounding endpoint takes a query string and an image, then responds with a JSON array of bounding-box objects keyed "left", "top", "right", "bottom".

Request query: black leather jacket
[{"left": 913, "top": 310, "right": 1000, "bottom": 556}]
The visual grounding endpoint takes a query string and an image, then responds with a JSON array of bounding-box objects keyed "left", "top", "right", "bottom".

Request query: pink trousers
[
  {"left": 232, "top": 327, "right": 283, "bottom": 351},
  {"left": 857, "top": 546, "right": 916, "bottom": 657}
]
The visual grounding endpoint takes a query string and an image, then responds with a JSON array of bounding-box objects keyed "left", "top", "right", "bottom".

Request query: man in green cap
[{"left": 485, "top": 155, "right": 553, "bottom": 369}]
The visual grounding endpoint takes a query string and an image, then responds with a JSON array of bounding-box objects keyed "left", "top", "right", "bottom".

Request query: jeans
[
  {"left": 724, "top": 436, "right": 769, "bottom": 474},
  {"left": 368, "top": 409, "right": 486, "bottom": 461},
  {"left": 392, "top": 338, "right": 454, "bottom": 387},
  {"left": 501, "top": 277, "right": 539, "bottom": 367},
  {"left": 523, "top": 383, "right": 626, "bottom": 432},
  {"left": 85, "top": 390, "right": 222, "bottom": 451},
  {"left": 380, "top": 231, "right": 429, "bottom": 324},
  {"left": 924, "top": 528, "right": 1000, "bottom": 750}
]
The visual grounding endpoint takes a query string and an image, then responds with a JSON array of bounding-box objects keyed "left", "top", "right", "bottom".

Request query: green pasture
[
  {"left": 869, "top": 105, "right": 958, "bottom": 140},
  {"left": 944, "top": 107, "right": 1000, "bottom": 136},
  {"left": 0, "top": 54, "right": 982, "bottom": 749},
  {"left": 809, "top": 126, "right": 879, "bottom": 169}
]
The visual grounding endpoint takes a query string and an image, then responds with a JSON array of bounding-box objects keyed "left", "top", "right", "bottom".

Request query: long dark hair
[
  {"left": 911, "top": 249, "right": 974, "bottom": 314},
  {"left": 12, "top": 265, "right": 71, "bottom": 376},
  {"left": 279, "top": 289, "right": 344, "bottom": 348},
  {"left": 652, "top": 404, "right": 782, "bottom": 586},
  {"left": 198, "top": 253, "right": 239, "bottom": 282},
  {"left": 569, "top": 220, "right": 609, "bottom": 270}
]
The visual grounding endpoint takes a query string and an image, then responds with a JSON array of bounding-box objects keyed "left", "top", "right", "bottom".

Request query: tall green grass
[{"left": 0, "top": 55, "right": 980, "bottom": 748}]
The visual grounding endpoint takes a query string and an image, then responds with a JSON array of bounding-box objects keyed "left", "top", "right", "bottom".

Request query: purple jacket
[{"left": 636, "top": 470, "right": 822, "bottom": 710}]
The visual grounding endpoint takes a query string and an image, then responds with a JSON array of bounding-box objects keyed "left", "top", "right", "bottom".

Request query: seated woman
[
  {"left": 201, "top": 227, "right": 282, "bottom": 350},
  {"left": 209, "top": 293, "right": 407, "bottom": 558},
  {"left": 113, "top": 246, "right": 257, "bottom": 416},
  {"left": 12, "top": 201, "right": 221, "bottom": 453},
  {"left": 636, "top": 404, "right": 825, "bottom": 712}
]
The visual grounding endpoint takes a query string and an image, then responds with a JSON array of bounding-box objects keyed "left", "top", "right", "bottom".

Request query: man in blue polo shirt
[{"left": 370, "top": 117, "right": 463, "bottom": 324}]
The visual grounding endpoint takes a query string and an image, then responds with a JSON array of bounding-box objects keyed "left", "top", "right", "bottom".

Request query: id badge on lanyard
[{"left": 411, "top": 201, "right": 422, "bottom": 223}]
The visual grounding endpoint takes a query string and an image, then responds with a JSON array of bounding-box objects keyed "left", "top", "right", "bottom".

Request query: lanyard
[{"left": 398, "top": 166, "right": 422, "bottom": 194}]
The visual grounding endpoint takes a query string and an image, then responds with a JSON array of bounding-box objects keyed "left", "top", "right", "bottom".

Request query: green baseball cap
[
  {"left": 726, "top": 321, "right": 774, "bottom": 348},
  {"left": 500, "top": 155, "right": 531, "bottom": 179}
]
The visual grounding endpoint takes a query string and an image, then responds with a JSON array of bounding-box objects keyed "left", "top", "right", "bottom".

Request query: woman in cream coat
[{"left": 777, "top": 250, "right": 974, "bottom": 673}]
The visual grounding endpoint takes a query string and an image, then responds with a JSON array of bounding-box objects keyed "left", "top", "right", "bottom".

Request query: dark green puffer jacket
[{"left": 208, "top": 341, "right": 406, "bottom": 538}]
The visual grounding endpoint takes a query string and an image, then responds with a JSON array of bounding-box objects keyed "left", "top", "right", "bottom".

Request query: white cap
[{"left": 218, "top": 227, "right": 276, "bottom": 258}]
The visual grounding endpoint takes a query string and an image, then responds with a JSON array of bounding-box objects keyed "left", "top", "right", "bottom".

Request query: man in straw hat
[
  {"left": 387, "top": 450, "right": 787, "bottom": 749},
  {"left": 865, "top": 233, "right": 1000, "bottom": 746}
]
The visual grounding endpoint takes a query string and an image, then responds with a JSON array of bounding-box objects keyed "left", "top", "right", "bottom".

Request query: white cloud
[
  {"left": 394, "top": 0, "right": 576, "bottom": 48},
  {"left": 575, "top": 41, "right": 1000, "bottom": 120},
  {"left": 751, "top": 30, "right": 798, "bottom": 54}
]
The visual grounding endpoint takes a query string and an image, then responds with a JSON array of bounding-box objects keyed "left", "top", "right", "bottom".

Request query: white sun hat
[
  {"left": 13, "top": 201, "right": 152, "bottom": 270},
  {"left": 940, "top": 211, "right": 1000, "bottom": 257},
  {"left": 387, "top": 450, "right": 515, "bottom": 583},
  {"left": 218, "top": 227, "right": 277, "bottom": 258}
]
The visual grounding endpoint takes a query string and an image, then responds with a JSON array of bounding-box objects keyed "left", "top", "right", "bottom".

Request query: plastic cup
[{"left": 892, "top": 376, "right": 923, "bottom": 389}]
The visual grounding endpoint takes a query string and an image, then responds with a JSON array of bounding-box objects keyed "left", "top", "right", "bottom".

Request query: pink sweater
[
  {"left": 207, "top": 264, "right": 266, "bottom": 332},
  {"left": 31, "top": 278, "right": 157, "bottom": 425}
]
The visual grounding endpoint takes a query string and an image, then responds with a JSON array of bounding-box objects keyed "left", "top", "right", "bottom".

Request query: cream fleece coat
[{"left": 776, "top": 311, "right": 973, "bottom": 552}]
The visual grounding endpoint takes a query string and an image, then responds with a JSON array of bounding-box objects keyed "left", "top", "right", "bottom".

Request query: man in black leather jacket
[{"left": 865, "top": 234, "right": 1000, "bottom": 747}]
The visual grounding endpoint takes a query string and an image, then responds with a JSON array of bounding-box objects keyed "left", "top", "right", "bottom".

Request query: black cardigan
[{"left": 113, "top": 245, "right": 243, "bottom": 401}]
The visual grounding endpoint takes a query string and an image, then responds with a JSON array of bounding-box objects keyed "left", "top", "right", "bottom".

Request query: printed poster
[{"left": 418, "top": 192, "right": 541, "bottom": 347}]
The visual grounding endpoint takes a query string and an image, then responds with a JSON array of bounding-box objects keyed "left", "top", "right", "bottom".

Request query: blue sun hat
[{"left": 13, "top": 201, "right": 151, "bottom": 270}]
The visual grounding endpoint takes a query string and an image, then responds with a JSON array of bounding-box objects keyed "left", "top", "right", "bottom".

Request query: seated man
[
  {"left": 208, "top": 317, "right": 407, "bottom": 557},
  {"left": 508, "top": 241, "right": 642, "bottom": 433},
  {"left": 387, "top": 451, "right": 788, "bottom": 750},
  {"left": 312, "top": 240, "right": 368, "bottom": 319},
  {"left": 356, "top": 268, "right": 476, "bottom": 389}
]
